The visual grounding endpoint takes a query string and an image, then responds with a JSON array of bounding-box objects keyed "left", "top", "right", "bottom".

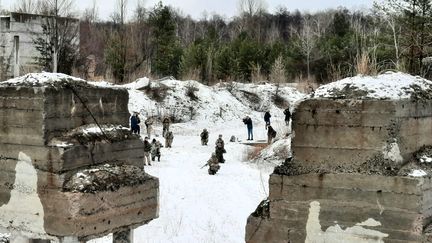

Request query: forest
[{"left": 10, "top": 0, "right": 432, "bottom": 84}]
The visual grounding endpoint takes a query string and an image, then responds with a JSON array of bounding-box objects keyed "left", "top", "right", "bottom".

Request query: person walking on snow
[
  {"left": 143, "top": 137, "right": 152, "bottom": 166},
  {"left": 151, "top": 138, "right": 163, "bottom": 162},
  {"left": 145, "top": 117, "right": 153, "bottom": 138},
  {"left": 162, "top": 117, "right": 171, "bottom": 137},
  {"left": 267, "top": 125, "right": 277, "bottom": 144},
  {"left": 243, "top": 116, "right": 253, "bottom": 140},
  {"left": 130, "top": 112, "right": 140, "bottom": 134},
  {"left": 165, "top": 131, "right": 174, "bottom": 148},
  {"left": 283, "top": 108, "right": 291, "bottom": 126},
  {"left": 215, "top": 134, "right": 226, "bottom": 163},
  {"left": 264, "top": 111, "right": 271, "bottom": 129},
  {"left": 200, "top": 128, "right": 209, "bottom": 145}
]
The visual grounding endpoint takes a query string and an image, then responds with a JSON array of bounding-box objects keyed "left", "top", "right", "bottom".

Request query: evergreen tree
[{"left": 149, "top": 2, "right": 182, "bottom": 77}]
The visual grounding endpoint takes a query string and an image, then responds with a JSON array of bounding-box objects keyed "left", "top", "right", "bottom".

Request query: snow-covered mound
[
  {"left": 1, "top": 72, "right": 85, "bottom": 86},
  {"left": 111, "top": 79, "right": 308, "bottom": 131},
  {"left": 314, "top": 72, "right": 432, "bottom": 100}
]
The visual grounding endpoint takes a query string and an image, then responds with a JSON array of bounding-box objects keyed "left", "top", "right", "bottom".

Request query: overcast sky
[{"left": 0, "top": 0, "right": 376, "bottom": 20}]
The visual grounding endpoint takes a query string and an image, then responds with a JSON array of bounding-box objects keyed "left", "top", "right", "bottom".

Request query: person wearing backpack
[{"left": 267, "top": 125, "right": 277, "bottom": 144}]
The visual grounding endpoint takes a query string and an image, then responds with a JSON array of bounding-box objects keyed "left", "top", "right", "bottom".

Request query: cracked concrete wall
[
  {"left": 246, "top": 174, "right": 431, "bottom": 242},
  {"left": 292, "top": 99, "right": 432, "bottom": 169},
  {"left": 246, "top": 97, "right": 432, "bottom": 243},
  {"left": 0, "top": 82, "right": 159, "bottom": 241}
]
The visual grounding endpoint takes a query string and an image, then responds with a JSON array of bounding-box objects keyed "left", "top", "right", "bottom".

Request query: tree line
[{"left": 11, "top": 0, "right": 432, "bottom": 84}]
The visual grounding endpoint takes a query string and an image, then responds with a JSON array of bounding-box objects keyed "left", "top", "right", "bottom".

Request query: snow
[
  {"left": 314, "top": 72, "right": 432, "bottom": 100},
  {"left": 85, "top": 77, "right": 305, "bottom": 243},
  {"left": 6, "top": 71, "right": 430, "bottom": 242},
  {"left": 2, "top": 72, "right": 85, "bottom": 85},
  {"left": 420, "top": 156, "right": 432, "bottom": 163},
  {"left": 408, "top": 169, "right": 428, "bottom": 177}
]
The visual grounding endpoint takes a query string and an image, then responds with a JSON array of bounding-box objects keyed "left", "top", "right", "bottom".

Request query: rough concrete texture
[
  {"left": 291, "top": 99, "right": 432, "bottom": 171},
  {"left": 246, "top": 97, "right": 432, "bottom": 242},
  {"left": 0, "top": 78, "right": 159, "bottom": 241}
]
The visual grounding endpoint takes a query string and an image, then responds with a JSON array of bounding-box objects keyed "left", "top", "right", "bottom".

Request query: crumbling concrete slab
[
  {"left": 246, "top": 77, "right": 432, "bottom": 242},
  {"left": 0, "top": 74, "right": 159, "bottom": 242}
]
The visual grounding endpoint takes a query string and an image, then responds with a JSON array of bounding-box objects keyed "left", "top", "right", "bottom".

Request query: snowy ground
[
  {"left": 90, "top": 123, "right": 276, "bottom": 243},
  {"left": 87, "top": 78, "right": 298, "bottom": 243}
]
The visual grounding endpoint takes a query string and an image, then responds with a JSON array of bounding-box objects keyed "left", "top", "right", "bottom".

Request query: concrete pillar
[{"left": 113, "top": 229, "right": 133, "bottom": 243}]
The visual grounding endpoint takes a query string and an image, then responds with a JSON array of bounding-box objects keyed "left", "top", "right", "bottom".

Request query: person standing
[
  {"left": 267, "top": 125, "right": 277, "bottom": 144},
  {"left": 215, "top": 134, "right": 226, "bottom": 163},
  {"left": 200, "top": 128, "right": 209, "bottom": 145},
  {"left": 264, "top": 111, "right": 271, "bottom": 129},
  {"left": 143, "top": 137, "right": 152, "bottom": 166},
  {"left": 243, "top": 116, "right": 253, "bottom": 140},
  {"left": 145, "top": 117, "right": 153, "bottom": 138},
  {"left": 151, "top": 138, "right": 162, "bottom": 162},
  {"left": 130, "top": 112, "right": 140, "bottom": 134},
  {"left": 284, "top": 108, "right": 291, "bottom": 126},
  {"left": 165, "top": 131, "right": 174, "bottom": 148},
  {"left": 162, "top": 117, "right": 171, "bottom": 137}
]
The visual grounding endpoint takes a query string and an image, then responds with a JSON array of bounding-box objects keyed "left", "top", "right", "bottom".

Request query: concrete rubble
[
  {"left": 246, "top": 73, "right": 432, "bottom": 242},
  {"left": 0, "top": 73, "right": 159, "bottom": 242}
]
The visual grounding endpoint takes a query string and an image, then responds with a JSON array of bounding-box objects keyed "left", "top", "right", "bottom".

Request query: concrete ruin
[
  {"left": 0, "top": 12, "right": 79, "bottom": 80},
  {"left": 0, "top": 73, "right": 159, "bottom": 242},
  {"left": 246, "top": 73, "right": 432, "bottom": 242}
]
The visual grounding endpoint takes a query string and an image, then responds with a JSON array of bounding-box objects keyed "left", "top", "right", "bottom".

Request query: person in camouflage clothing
[
  {"left": 145, "top": 117, "right": 153, "bottom": 138},
  {"left": 215, "top": 134, "right": 226, "bottom": 163},
  {"left": 165, "top": 131, "right": 174, "bottom": 148},
  {"left": 200, "top": 128, "right": 209, "bottom": 145},
  {"left": 162, "top": 117, "right": 171, "bottom": 137},
  {"left": 151, "top": 138, "right": 163, "bottom": 162},
  {"left": 206, "top": 153, "right": 220, "bottom": 175},
  {"left": 143, "top": 137, "right": 152, "bottom": 166}
]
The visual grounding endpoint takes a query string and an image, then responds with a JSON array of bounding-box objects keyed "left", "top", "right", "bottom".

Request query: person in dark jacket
[
  {"left": 243, "top": 116, "right": 253, "bottom": 140},
  {"left": 267, "top": 125, "right": 277, "bottom": 144},
  {"left": 143, "top": 137, "right": 152, "bottom": 166},
  {"left": 283, "top": 108, "right": 291, "bottom": 126},
  {"left": 215, "top": 134, "right": 226, "bottom": 163},
  {"left": 130, "top": 112, "right": 140, "bottom": 134},
  {"left": 264, "top": 111, "right": 271, "bottom": 129}
]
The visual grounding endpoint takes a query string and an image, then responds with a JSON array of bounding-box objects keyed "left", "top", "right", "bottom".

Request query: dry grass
[{"left": 244, "top": 145, "right": 267, "bottom": 161}]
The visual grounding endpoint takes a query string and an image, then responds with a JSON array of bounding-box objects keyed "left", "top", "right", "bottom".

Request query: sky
[{"left": 0, "top": 0, "right": 376, "bottom": 20}]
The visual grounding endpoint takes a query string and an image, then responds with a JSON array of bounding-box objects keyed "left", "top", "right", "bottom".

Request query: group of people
[
  {"left": 132, "top": 106, "right": 292, "bottom": 173},
  {"left": 201, "top": 133, "right": 226, "bottom": 175},
  {"left": 242, "top": 107, "right": 291, "bottom": 144},
  {"left": 131, "top": 113, "right": 175, "bottom": 166}
]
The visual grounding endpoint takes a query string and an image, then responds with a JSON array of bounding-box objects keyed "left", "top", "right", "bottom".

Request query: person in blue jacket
[
  {"left": 130, "top": 112, "right": 140, "bottom": 134},
  {"left": 243, "top": 116, "right": 253, "bottom": 140}
]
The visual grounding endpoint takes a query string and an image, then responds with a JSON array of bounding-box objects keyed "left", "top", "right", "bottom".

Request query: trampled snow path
[{"left": 90, "top": 124, "right": 273, "bottom": 243}]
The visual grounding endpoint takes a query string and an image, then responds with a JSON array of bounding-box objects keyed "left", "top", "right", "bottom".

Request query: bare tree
[
  {"left": 374, "top": 1, "right": 402, "bottom": 70},
  {"left": 14, "top": 0, "right": 39, "bottom": 13},
  {"left": 237, "top": 0, "right": 266, "bottom": 16},
  {"left": 292, "top": 16, "right": 318, "bottom": 81},
  {"left": 32, "top": 0, "right": 78, "bottom": 73}
]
